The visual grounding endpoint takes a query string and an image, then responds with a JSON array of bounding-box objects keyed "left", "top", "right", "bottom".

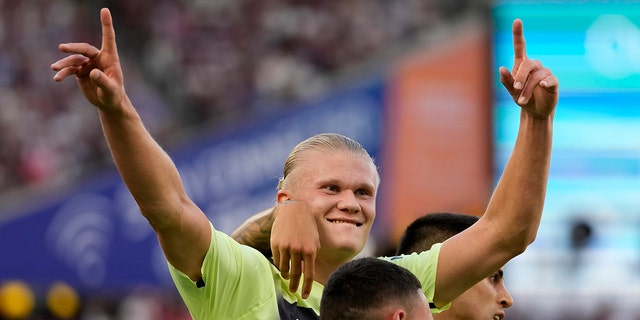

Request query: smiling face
[{"left": 282, "top": 148, "right": 379, "bottom": 262}]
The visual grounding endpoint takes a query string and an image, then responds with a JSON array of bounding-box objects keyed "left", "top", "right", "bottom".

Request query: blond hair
[{"left": 277, "top": 133, "right": 377, "bottom": 190}]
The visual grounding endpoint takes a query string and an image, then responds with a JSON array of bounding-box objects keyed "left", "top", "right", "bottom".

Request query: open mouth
[{"left": 327, "top": 219, "right": 363, "bottom": 227}]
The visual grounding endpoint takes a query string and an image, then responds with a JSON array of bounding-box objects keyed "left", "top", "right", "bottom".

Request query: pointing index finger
[
  {"left": 100, "top": 8, "right": 117, "bottom": 54},
  {"left": 512, "top": 18, "right": 527, "bottom": 69}
]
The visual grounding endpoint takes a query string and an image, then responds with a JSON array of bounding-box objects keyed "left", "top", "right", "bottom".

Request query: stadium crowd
[
  {"left": 0, "top": 0, "right": 478, "bottom": 205},
  {"left": 0, "top": 1, "right": 485, "bottom": 319},
  {"left": 2, "top": 1, "right": 637, "bottom": 320}
]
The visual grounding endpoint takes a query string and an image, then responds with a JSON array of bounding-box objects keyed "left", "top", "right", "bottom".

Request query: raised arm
[
  {"left": 51, "top": 8, "right": 210, "bottom": 281},
  {"left": 433, "top": 19, "right": 558, "bottom": 307}
]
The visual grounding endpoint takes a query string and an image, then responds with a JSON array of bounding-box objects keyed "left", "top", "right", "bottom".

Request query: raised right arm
[{"left": 51, "top": 8, "right": 210, "bottom": 281}]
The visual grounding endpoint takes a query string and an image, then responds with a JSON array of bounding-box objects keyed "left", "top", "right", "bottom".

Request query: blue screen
[{"left": 493, "top": 1, "right": 640, "bottom": 317}]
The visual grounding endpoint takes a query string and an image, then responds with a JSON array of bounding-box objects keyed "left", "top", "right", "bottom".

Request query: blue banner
[{"left": 0, "top": 78, "right": 385, "bottom": 294}]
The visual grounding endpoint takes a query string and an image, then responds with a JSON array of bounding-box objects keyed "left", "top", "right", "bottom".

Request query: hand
[
  {"left": 51, "top": 8, "right": 126, "bottom": 112},
  {"left": 271, "top": 200, "right": 320, "bottom": 299},
  {"left": 499, "top": 19, "right": 559, "bottom": 118}
]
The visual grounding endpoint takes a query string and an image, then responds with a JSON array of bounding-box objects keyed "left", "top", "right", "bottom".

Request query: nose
[
  {"left": 498, "top": 284, "right": 514, "bottom": 308},
  {"left": 336, "top": 192, "right": 361, "bottom": 213}
]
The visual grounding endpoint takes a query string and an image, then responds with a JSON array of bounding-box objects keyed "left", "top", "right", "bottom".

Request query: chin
[
  {"left": 334, "top": 241, "right": 366, "bottom": 257},
  {"left": 320, "top": 229, "right": 368, "bottom": 257}
]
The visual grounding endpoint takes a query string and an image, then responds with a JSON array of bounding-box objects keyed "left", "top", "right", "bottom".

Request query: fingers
[
  {"left": 99, "top": 8, "right": 118, "bottom": 55},
  {"left": 501, "top": 59, "right": 553, "bottom": 104},
  {"left": 58, "top": 43, "right": 100, "bottom": 58},
  {"left": 51, "top": 54, "right": 89, "bottom": 71},
  {"left": 290, "top": 245, "right": 317, "bottom": 298},
  {"left": 272, "top": 246, "right": 281, "bottom": 274},
  {"left": 52, "top": 7, "right": 117, "bottom": 82},
  {"left": 501, "top": 19, "right": 558, "bottom": 116},
  {"left": 51, "top": 7, "right": 126, "bottom": 110},
  {"left": 89, "top": 68, "right": 117, "bottom": 93},
  {"left": 277, "top": 250, "right": 291, "bottom": 280},
  {"left": 271, "top": 242, "right": 317, "bottom": 298},
  {"left": 300, "top": 251, "right": 316, "bottom": 299},
  {"left": 52, "top": 66, "right": 80, "bottom": 82},
  {"left": 516, "top": 67, "right": 552, "bottom": 105},
  {"left": 288, "top": 252, "right": 303, "bottom": 294},
  {"left": 539, "top": 74, "right": 559, "bottom": 91},
  {"left": 52, "top": 43, "right": 101, "bottom": 81},
  {"left": 284, "top": 252, "right": 315, "bottom": 298},
  {"left": 512, "top": 59, "right": 542, "bottom": 103},
  {"left": 499, "top": 66, "right": 518, "bottom": 99},
  {"left": 269, "top": 199, "right": 319, "bottom": 298},
  {"left": 512, "top": 18, "right": 527, "bottom": 70},
  {"left": 511, "top": 57, "right": 556, "bottom": 104},
  {"left": 51, "top": 54, "right": 91, "bottom": 81}
]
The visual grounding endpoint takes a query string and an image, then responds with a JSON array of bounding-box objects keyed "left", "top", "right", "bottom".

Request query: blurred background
[{"left": 1, "top": 0, "right": 639, "bottom": 319}]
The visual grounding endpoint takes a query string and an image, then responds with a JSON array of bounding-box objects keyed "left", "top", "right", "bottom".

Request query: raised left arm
[{"left": 433, "top": 18, "right": 558, "bottom": 307}]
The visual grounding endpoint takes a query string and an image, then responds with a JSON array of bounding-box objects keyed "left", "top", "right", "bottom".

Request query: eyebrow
[{"left": 318, "top": 178, "right": 376, "bottom": 190}]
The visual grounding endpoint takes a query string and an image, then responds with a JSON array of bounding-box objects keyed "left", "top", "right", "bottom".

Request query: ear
[
  {"left": 276, "top": 189, "right": 291, "bottom": 203},
  {"left": 388, "top": 310, "right": 406, "bottom": 320}
]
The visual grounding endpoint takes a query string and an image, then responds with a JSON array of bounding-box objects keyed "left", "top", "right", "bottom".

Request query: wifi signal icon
[{"left": 46, "top": 193, "right": 113, "bottom": 288}]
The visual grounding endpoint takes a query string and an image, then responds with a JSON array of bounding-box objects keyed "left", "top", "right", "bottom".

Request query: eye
[
  {"left": 325, "top": 185, "right": 339, "bottom": 192},
  {"left": 355, "top": 188, "right": 371, "bottom": 196},
  {"left": 489, "top": 271, "right": 503, "bottom": 283}
]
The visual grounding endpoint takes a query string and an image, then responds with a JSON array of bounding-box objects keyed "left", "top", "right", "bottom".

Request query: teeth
[
  {"left": 330, "top": 220, "right": 357, "bottom": 225},
  {"left": 493, "top": 316, "right": 500, "bottom": 320},
  {"left": 328, "top": 219, "right": 363, "bottom": 227}
]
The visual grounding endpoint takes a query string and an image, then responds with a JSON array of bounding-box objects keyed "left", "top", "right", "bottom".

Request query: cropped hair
[
  {"left": 396, "top": 212, "right": 479, "bottom": 255},
  {"left": 320, "top": 257, "right": 423, "bottom": 320}
]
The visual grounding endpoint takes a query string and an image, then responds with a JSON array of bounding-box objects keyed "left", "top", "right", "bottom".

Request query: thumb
[
  {"left": 90, "top": 69, "right": 120, "bottom": 100},
  {"left": 498, "top": 66, "right": 517, "bottom": 97},
  {"left": 89, "top": 69, "right": 109, "bottom": 88},
  {"left": 88, "top": 69, "right": 123, "bottom": 109}
]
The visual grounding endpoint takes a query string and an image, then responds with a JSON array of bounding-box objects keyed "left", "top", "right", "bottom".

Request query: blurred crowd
[
  {"left": 0, "top": 0, "right": 481, "bottom": 206},
  {"left": 1, "top": 0, "right": 482, "bottom": 318}
]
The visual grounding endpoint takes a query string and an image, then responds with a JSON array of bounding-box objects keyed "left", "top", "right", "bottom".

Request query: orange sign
[{"left": 379, "top": 23, "right": 493, "bottom": 246}]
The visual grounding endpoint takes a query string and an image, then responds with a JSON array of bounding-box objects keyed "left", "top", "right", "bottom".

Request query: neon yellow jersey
[
  {"left": 169, "top": 223, "right": 322, "bottom": 320},
  {"left": 169, "top": 223, "right": 448, "bottom": 319},
  {"left": 381, "top": 244, "right": 451, "bottom": 313}
]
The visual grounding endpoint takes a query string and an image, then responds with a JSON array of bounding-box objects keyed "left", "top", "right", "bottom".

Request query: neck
[{"left": 314, "top": 250, "right": 357, "bottom": 284}]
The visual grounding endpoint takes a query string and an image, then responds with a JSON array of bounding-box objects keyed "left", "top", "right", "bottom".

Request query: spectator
[{"left": 1, "top": 0, "right": 474, "bottom": 199}]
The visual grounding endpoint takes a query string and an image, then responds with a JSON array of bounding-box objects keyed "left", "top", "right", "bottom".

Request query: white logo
[{"left": 46, "top": 194, "right": 113, "bottom": 287}]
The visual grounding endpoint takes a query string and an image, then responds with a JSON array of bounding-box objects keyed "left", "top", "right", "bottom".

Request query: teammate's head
[
  {"left": 397, "top": 212, "right": 478, "bottom": 255},
  {"left": 321, "top": 257, "right": 432, "bottom": 320},
  {"left": 397, "top": 212, "right": 513, "bottom": 320}
]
